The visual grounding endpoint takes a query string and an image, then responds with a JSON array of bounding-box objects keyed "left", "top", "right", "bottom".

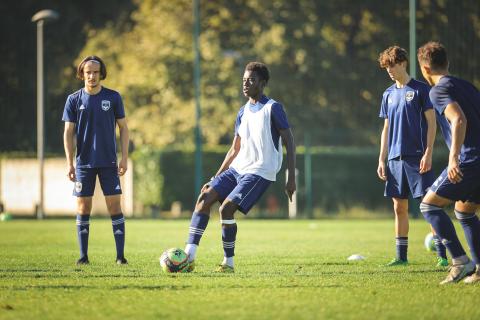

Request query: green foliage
[
  {"left": 75, "top": 0, "right": 480, "bottom": 150},
  {"left": 2, "top": 219, "right": 480, "bottom": 319}
]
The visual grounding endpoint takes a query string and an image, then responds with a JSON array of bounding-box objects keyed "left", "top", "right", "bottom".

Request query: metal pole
[
  {"left": 193, "top": 0, "right": 203, "bottom": 196},
  {"left": 36, "top": 20, "right": 45, "bottom": 219},
  {"left": 409, "top": 0, "right": 416, "bottom": 78},
  {"left": 304, "top": 134, "right": 313, "bottom": 218}
]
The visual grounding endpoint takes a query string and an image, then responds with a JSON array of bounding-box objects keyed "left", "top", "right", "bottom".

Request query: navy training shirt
[
  {"left": 62, "top": 87, "right": 125, "bottom": 168},
  {"left": 379, "top": 79, "right": 433, "bottom": 160},
  {"left": 234, "top": 95, "right": 290, "bottom": 151},
  {"left": 429, "top": 75, "right": 480, "bottom": 164}
]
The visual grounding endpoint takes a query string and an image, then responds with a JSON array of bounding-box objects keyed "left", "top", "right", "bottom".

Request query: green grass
[{"left": 0, "top": 218, "right": 479, "bottom": 320}]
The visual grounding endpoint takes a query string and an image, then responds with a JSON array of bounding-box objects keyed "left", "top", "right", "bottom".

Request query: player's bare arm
[
  {"left": 63, "top": 121, "right": 76, "bottom": 182},
  {"left": 200, "top": 135, "right": 241, "bottom": 193},
  {"left": 420, "top": 109, "right": 436, "bottom": 174},
  {"left": 444, "top": 102, "right": 467, "bottom": 183},
  {"left": 116, "top": 117, "right": 129, "bottom": 176},
  {"left": 377, "top": 119, "right": 388, "bottom": 181},
  {"left": 280, "top": 128, "right": 296, "bottom": 201}
]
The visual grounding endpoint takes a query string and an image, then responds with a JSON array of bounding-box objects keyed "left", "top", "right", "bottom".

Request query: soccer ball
[
  {"left": 159, "top": 248, "right": 190, "bottom": 273},
  {"left": 424, "top": 232, "right": 436, "bottom": 252}
]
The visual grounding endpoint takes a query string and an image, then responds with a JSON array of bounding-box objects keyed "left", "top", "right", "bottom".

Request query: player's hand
[
  {"left": 447, "top": 156, "right": 463, "bottom": 184},
  {"left": 285, "top": 179, "right": 296, "bottom": 202},
  {"left": 419, "top": 154, "right": 432, "bottom": 174},
  {"left": 377, "top": 161, "right": 387, "bottom": 181},
  {"left": 67, "top": 165, "right": 76, "bottom": 182},
  {"left": 118, "top": 158, "right": 128, "bottom": 176}
]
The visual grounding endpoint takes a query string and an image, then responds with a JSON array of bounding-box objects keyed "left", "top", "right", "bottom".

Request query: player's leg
[
  {"left": 217, "top": 200, "right": 238, "bottom": 271},
  {"left": 99, "top": 167, "right": 126, "bottom": 264},
  {"left": 184, "top": 169, "right": 237, "bottom": 268},
  {"left": 383, "top": 159, "right": 408, "bottom": 266},
  {"left": 214, "top": 173, "right": 272, "bottom": 272},
  {"left": 421, "top": 187, "right": 474, "bottom": 283},
  {"left": 392, "top": 197, "right": 409, "bottom": 264},
  {"left": 455, "top": 201, "right": 480, "bottom": 283},
  {"left": 73, "top": 168, "right": 96, "bottom": 265}
]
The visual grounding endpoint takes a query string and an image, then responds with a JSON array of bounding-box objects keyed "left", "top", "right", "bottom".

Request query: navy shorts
[
  {"left": 385, "top": 156, "right": 435, "bottom": 199},
  {"left": 210, "top": 168, "right": 272, "bottom": 214},
  {"left": 430, "top": 161, "right": 480, "bottom": 203},
  {"left": 74, "top": 167, "right": 122, "bottom": 197}
]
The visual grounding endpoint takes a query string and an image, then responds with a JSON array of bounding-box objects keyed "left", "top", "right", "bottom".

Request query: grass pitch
[{"left": 0, "top": 218, "right": 479, "bottom": 320}]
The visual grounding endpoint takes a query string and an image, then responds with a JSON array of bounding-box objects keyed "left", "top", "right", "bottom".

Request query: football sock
[
  {"left": 76, "top": 214, "right": 90, "bottom": 259},
  {"left": 221, "top": 219, "right": 237, "bottom": 266},
  {"left": 420, "top": 203, "right": 466, "bottom": 259},
  {"left": 187, "top": 212, "right": 210, "bottom": 245},
  {"left": 111, "top": 213, "right": 125, "bottom": 259},
  {"left": 455, "top": 210, "right": 480, "bottom": 265},
  {"left": 433, "top": 234, "right": 448, "bottom": 259},
  {"left": 185, "top": 244, "right": 198, "bottom": 262},
  {"left": 396, "top": 237, "right": 408, "bottom": 261}
]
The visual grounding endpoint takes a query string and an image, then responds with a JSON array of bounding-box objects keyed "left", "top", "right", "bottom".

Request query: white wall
[{"left": 0, "top": 158, "right": 133, "bottom": 217}]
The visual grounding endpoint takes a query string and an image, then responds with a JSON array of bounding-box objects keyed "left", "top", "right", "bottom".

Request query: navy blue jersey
[
  {"left": 379, "top": 79, "right": 433, "bottom": 160},
  {"left": 435, "top": 109, "right": 452, "bottom": 149},
  {"left": 430, "top": 76, "right": 480, "bottom": 163},
  {"left": 234, "top": 95, "right": 289, "bottom": 151},
  {"left": 62, "top": 87, "right": 125, "bottom": 168}
]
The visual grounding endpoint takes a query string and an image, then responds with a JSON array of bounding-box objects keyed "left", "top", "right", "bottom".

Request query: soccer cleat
[
  {"left": 185, "top": 260, "right": 195, "bottom": 272},
  {"left": 76, "top": 256, "right": 90, "bottom": 265},
  {"left": 382, "top": 258, "right": 408, "bottom": 267},
  {"left": 463, "top": 265, "right": 480, "bottom": 284},
  {"left": 214, "top": 264, "right": 234, "bottom": 273},
  {"left": 116, "top": 257, "right": 128, "bottom": 265},
  {"left": 440, "top": 260, "right": 475, "bottom": 284},
  {"left": 436, "top": 257, "right": 449, "bottom": 268}
]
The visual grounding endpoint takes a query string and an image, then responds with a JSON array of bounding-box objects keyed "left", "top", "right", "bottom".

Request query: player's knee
[
  {"left": 77, "top": 198, "right": 92, "bottom": 214},
  {"left": 219, "top": 202, "right": 236, "bottom": 220},
  {"left": 195, "top": 191, "right": 214, "bottom": 212}
]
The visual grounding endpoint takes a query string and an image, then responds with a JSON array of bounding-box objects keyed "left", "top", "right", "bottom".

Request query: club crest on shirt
[
  {"left": 101, "top": 100, "right": 111, "bottom": 111},
  {"left": 405, "top": 91, "right": 415, "bottom": 102}
]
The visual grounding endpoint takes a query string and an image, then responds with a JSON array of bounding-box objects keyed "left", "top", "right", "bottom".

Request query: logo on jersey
[
  {"left": 388, "top": 98, "right": 392, "bottom": 105},
  {"left": 405, "top": 91, "right": 415, "bottom": 102},
  {"left": 79, "top": 105, "right": 85, "bottom": 110},
  {"left": 75, "top": 181, "right": 83, "bottom": 193},
  {"left": 101, "top": 100, "right": 111, "bottom": 111}
]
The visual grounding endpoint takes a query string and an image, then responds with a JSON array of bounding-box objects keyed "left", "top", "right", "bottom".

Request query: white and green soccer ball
[
  {"left": 424, "top": 232, "right": 436, "bottom": 252},
  {"left": 159, "top": 248, "right": 189, "bottom": 273}
]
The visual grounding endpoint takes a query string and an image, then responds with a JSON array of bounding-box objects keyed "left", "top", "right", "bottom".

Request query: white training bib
[{"left": 230, "top": 99, "right": 283, "bottom": 181}]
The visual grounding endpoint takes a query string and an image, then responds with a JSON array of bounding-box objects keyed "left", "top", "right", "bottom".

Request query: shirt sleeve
[
  {"left": 62, "top": 95, "right": 77, "bottom": 122},
  {"left": 114, "top": 93, "right": 126, "bottom": 119},
  {"left": 379, "top": 93, "right": 388, "bottom": 118},
  {"left": 271, "top": 102, "right": 290, "bottom": 130},
  {"left": 429, "top": 84, "right": 454, "bottom": 115},
  {"left": 234, "top": 107, "right": 244, "bottom": 136},
  {"left": 420, "top": 85, "right": 433, "bottom": 112}
]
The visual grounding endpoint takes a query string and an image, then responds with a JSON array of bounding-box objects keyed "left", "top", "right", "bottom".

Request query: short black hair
[
  {"left": 245, "top": 62, "right": 269, "bottom": 83},
  {"left": 76, "top": 55, "right": 107, "bottom": 80}
]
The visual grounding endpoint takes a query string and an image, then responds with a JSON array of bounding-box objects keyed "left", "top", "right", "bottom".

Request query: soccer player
[
  {"left": 418, "top": 41, "right": 480, "bottom": 284},
  {"left": 377, "top": 46, "right": 439, "bottom": 266},
  {"left": 63, "top": 56, "right": 129, "bottom": 265},
  {"left": 184, "top": 62, "right": 296, "bottom": 273}
]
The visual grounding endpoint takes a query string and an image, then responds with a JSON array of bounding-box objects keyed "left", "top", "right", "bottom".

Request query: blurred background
[{"left": 1, "top": 0, "right": 479, "bottom": 219}]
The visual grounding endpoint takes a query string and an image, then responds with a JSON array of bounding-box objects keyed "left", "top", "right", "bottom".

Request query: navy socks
[
  {"left": 111, "top": 213, "right": 126, "bottom": 259},
  {"left": 76, "top": 214, "right": 90, "bottom": 259}
]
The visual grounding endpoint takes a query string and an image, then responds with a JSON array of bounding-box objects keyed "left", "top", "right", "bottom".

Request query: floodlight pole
[
  {"left": 193, "top": 0, "right": 203, "bottom": 197},
  {"left": 32, "top": 9, "right": 59, "bottom": 219},
  {"left": 409, "top": 0, "right": 416, "bottom": 78}
]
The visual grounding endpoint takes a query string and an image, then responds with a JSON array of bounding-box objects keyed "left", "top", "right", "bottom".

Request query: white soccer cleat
[
  {"left": 464, "top": 265, "right": 480, "bottom": 284},
  {"left": 440, "top": 260, "right": 475, "bottom": 284}
]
